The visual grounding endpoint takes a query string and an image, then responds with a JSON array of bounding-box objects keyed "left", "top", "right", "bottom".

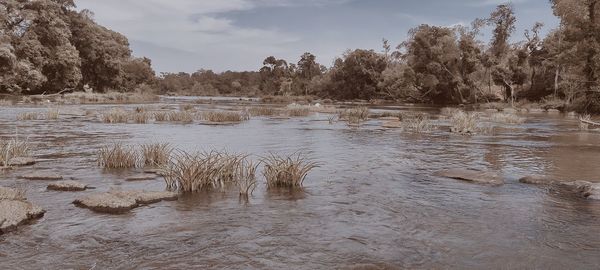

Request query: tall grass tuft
[
  {"left": 102, "top": 108, "right": 129, "bottom": 123},
  {"left": 46, "top": 108, "right": 60, "bottom": 120},
  {"left": 450, "top": 110, "right": 480, "bottom": 134},
  {"left": 490, "top": 113, "right": 525, "bottom": 124},
  {"left": 132, "top": 112, "right": 150, "bottom": 124},
  {"left": 17, "top": 112, "right": 39, "bottom": 121},
  {"left": 340, "top": 106, "right": 369, "bottom": 125},
  {"left": 154, "top": 111, "right": 169, "bottom": 121},
  {"left": 261, "top": 153, "right": 319, "bottom": 188},
  {"left": 236, "top": 159, "right": 258, "bottom": 196},
  {"left": 402, "top": 114, "right": 434, "bottom": 133},
  {"left": 180, "top": 104, "right": 195, "bottom": 111},
  {"left": 168, "top": 111, "right": 194, "bottom": 123},
  {"left": 141, "top": 143, "right": 172, "bottom": 167},
  {"left": 97, "top": 144, "right": 139, "bottom": 169},
  {"left": 248, "top": 106, "right": 279, "bottom": 116},
  {"left": 0, "top": 134, "right": 30, "bottom": 167},
  {"left": 201, "top": 111, "right": 249, "bottom": 123},
  {"left": 287, "top": 107, "right": 311, "bottom": 117}
]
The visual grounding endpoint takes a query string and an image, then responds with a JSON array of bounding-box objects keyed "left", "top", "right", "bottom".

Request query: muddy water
[{"left": 1, "top": 100, "right": 600, "bottom": 269}]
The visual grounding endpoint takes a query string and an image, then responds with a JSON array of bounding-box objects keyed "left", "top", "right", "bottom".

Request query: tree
[
  {"left": 296, "top": 52, "right": 321, "bottom": 95},
  {"left": 327, "top": 49, "right": 387, "bottom": 100}
]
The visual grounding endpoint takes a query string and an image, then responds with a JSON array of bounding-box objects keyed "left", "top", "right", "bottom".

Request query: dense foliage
[{"left": 0, "top": 0, "right": 155, "bottom": 94}]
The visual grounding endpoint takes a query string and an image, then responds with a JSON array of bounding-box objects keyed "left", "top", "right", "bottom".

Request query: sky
[{"left": 75, "top": 0, "right": 559, "bottom": 73}]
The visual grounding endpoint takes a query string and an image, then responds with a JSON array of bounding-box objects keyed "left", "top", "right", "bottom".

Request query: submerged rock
[
  {"left": 73, "top": 190, "right": 178, "bottom": 214},
  {"left": 7, "top": 157, "right": 36, "bottom": 166},
  {"left": 382, "top": 120, "right": 402, "bottom": 128},
  {"left": 47, "top": 181, "right": 88, "bottom": 191},
  {"left": 438, "top": 169, "right": 504, "bottom": 185},
  {"left": 20, "top": 172, "right": 63, "bottom": 181},
  {"left": 519, "top": 175, "right": 556, "bottom": 186},
  {"left": 0, "top": 187, "right": 45, "bottom": 234},
  {"left": 126, "top": 174, "right": 158, "bottom": 181},
  {"left": 560, "top": 181, "right": 600, "bottom": 200}
]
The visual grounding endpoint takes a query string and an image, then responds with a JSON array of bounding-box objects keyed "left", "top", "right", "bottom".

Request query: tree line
[
  {"left": 0, "top": 0, "right": 155, "bottom": 95},
  {"left": 3, "top": 1, "right": 600, "bottom": 112}
]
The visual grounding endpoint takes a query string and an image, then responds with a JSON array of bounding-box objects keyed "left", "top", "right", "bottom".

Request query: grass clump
[
  {"left": 102, "top": 108, "right": 129, "bottom": 123},
  {"left": 262, "top": 153, "right": 319, "bottom": 188},
  {"left": 97, "top": 144, "right": 139, "bottom": 169},
  {"left": 46, "top": 108, "right": 60, "bottom": 120},
  {"left": 286, "top": 107, "right": 311, "bottom": 117},
  {"left": 154, "top": 111, "right": 169, "bottom": 121},
  {"left": 17, "top": 112, "right": 39, "bottom": 121},
  {"left": 236, "top": 159, "right": 258, "bottom": 196},
  {"left": 0, "top": 135, "right": 30, "bottom": 167},
  {"left": 201, "top": 111, "right": 249, "bottom": 123},
  {"left": 402, "top": 114, "right": 434, "bottom": 133},
  {"left": 180, "top": 104, "right": 195, "bottom": 111},
  {"left": 132, "top": 112, "right": 150, "bottom": 124},
  {"left": 340, "top": 106, "right": 369, "bottom": 125},
  {"left": 490, "top": 113, "right": 525, "bottom": 124},
  {"left": 162, "top": 151, "right": 247, "bottom": 192},
  {"left": 168, "top": 111, "right": 194, "bottom": 123},
  {"left": 450, "top": 110, "right": 481, "bottom": 135},
  {"left": 141, "top": 143, "right": 172, "bottom": 167}
]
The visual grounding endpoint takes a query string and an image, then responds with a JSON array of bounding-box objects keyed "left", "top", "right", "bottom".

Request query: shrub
[
  {"left": 261, "top": 153, "right": 319, "bottom": 188},
  {"left": 201, "top": 111, "right": 249, "bottom": 122},
  {"left": 97, "top": 144, "right": 139, "bottom": 169},
  {"left": 141, "top": 143, "right": 172, "bottom": 167},
  {"left": 102, "top": 108, "right": 129, "bottom": 123}
]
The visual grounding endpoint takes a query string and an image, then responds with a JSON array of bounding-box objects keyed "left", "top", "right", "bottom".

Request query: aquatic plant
[
  {"left": 201, "top": 111, "right": 249, "bottom": 123},
  {"left": 180, "top": 104, "right": 195, "bottom": 111},
  {"left": 102, "top": 108, "right": 129, "bottom": 123},
  {"left": 402, "top": 114, "right": 434, "bottom": 133},
  {"left": 261, "top": 153, "right": 319, "bottom": 188},
  {"left": 287, "top": 107, "right": 311, "bottom": 117},
  {"left": 17, "top": 112, "right": 39, "bottom": 121},
  {"left": 132, "top": 112, "right": 150, "bottom": 124},
  {"left": 97, "top": 144, "right": 139, "bottom": 169},
  {"left": 236, "top": 159, "right": 258, "bottom": 196},
  {"left": 450, "top": 110, "right": 480, "bottom": 134},
  {"left": 46, "top": 108, "right": 60, "bottom": 120},
  {"left": 141, "top": 143, "right": 172, "bottom": 167},
  {"left": 154, "top": 111, "right": 169, "bottom": 121},
  {"left": 168, "top": 111, "right": 194, "bottom": 123},
  {"left": 0, "top": 134, "right": 30, "bottom": 167},
  {"left": 490, "top": 112, "right": 525, "bottom": 124},
  {"left": 340, "top": 106, "right": 369, "bottom": 125}
]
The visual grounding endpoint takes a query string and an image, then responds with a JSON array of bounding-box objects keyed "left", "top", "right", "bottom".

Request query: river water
[{"left": 0, "top": 99, "right": 599, "bottom": 269}]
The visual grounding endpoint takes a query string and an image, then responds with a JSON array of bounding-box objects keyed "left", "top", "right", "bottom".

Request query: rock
[
  {"left": 19, "top": 172, "right": 63, "bottom": 181},
  {"left": 519, "top": 175, "right": 556, "bottom": 185},
  {"left": 0, "top": 187, "right": 25, "bottom": 201},
  {"left": 437, "top": 169, "right": 504, "bottom": 185},
  {"left": 0, "top": 192, "right": 45, "bottom": 234},
  {"left": 7, "top": 157, "right": 36, "bottom": 166},
  {"left": 47, "top": 181, "right": 87, "bottom": 191},
  {"left": 560, "top": 181, "right": 600, "bottom": 200},
  {"left": 125, "top": 174, "right": 157, "bottom": 181},
  {"left": 74, "top": 190, "right": 178, "bottom": 214},
  {"left": 382, "top": 120, "right": 402, "bottom": 128}
]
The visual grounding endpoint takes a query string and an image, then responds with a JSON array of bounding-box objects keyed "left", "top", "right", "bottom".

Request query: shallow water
[{"left": 1, "top": 100, "right": 599, "bottom": 269}]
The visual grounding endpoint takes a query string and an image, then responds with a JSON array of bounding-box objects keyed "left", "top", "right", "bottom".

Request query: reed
[
  {"left": 236, "top": 159, "right": 258, "bottom": 196},
  {"left": 17, "top": 112, "right": 39, "bottom": 121},
  {"left": 46, "top": 108, "right": 60, "bottom": 120},
  {"left": 201, "top": 111, "right": 249, "bottom": 123},
  {"left": 102, "top": 108, "right": 129, "bottom": 123},
  {"left": 154, "top": 111, "right": 169, "bottom": 121},
  {"left": 0, "top": 135, "right": 30, "bottom": 167},
  {"left": 450, "top": 110, "right": 480, "bottom": 134},
  {"left": 132, "top": 112, "right": 150, "bottom": 124},
  {"left": 168, "top": 111, "right": 194, "bottom": 123},
  {"left": 402, "top": 114, "right": 434, "bottom": 133},
  {"left": 180, "top": 104, "right": 195, "bottom": 111},
  {"left": 141, "top": 143, "right": 172, "bottom": 167},
  {"left": 340, "top": 106, "right": 369, "bottom": 124},
  {"left": 97, "top": 144, "right": 139, "bottom": 169},
  {"left": 287, "top": 107, "right": 310, "bottom": 117},
  {"left": 248, "top": 106, "right": 279, "bottom": 116},
  {"left": 261, "top": 153, "right": 319, "bottom": 188},
  {"left": 490, "top": 113, "right": 525, "bottom": 124}
]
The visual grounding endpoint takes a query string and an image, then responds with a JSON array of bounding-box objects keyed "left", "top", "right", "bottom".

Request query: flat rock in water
[
  {"left": 382, "top": 120, "right": 402, "bottom": 128},
  {"left": 74, "top": 190, "right": 178, "bottom": 214},
  {"left": 379, "top": 116, "right": 400, "bottom": 121},
  {"left": 560, "top": 181, "right": 600, "bottom": 200},
  {"left": 0, "top": 187, "right": 24, "bottom": 201},
  {"left": 519, "top": 175, "right": 556, "bottom": 185},
  {"left": 126, "top": 174, "right": 158, "bottom": 181},
  {"left": 7, "top": 157, "right": 36, "bottom": 166},
  {"left": 20, "top": 172, "right": 63, "bottom": 181},
  {"left": 438, "top": 169, "right": 504, "bottom": 185},
  {"left": 47, "top": 181, "right": 87, "bottom": 191},
  {"left": 0, "top": 199, "right": 45, "bottom": 234}
]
